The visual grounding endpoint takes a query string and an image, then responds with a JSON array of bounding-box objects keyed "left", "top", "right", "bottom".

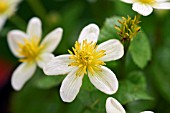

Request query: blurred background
[{"left": 0, "top": 0, "right": 170, "bottom": 113}]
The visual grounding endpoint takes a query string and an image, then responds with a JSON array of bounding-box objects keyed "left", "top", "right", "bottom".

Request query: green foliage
[
  {"left": 98, "top": 16, "right": 122, "bottom": 43},
  {"left": 10, "top": 84, "right": 85, "bottom": 113},
  {"left": 11, "top": 86, "right": 61, "bottom": 113},
  {"left": 114, "top": 71, "right": 153, "bottom": 105},
  {"left": 126, "top": 100, "right": 155, "bottom": 113},
  {"left": 81, "top": 75, "right": 95, "bottom": 91},
  {"left": 1, "top": 0, "right": 170, "bottom": 113},
  {"left": 129, "top": 31, "right": 151, "bottom": 69},
  {"left": 34, "top": 75, "right": 64, "bottom": 89},
  {"left": 78, "top": 89, "right": 107, "bottom": 113},
  {"left": 150, "top": 41, "right": 170, "bottom": 103},
  {"left": 30, "top": 68, "right": 64, "bottom": 89}
]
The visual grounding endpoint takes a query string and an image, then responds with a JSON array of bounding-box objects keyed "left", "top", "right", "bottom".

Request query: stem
[
  {"left": 136, "top": 13, "right": 141, "bottom": 21},
  {"left": 90, "top": 99, "right": 100, "bottom": 109},
  {"left": 121, "top": 39, "right": 130, "bottom": 55}
]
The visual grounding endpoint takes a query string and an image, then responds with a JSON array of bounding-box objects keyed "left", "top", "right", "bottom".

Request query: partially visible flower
[
  {"left": 7, "top": 17, "right": 63, "bottom": 91},
  {"left": 0, "top": 0, "right": 21, "bottom": 31},
  {"left": 106, "top": 97, "right": 126, "bottom": 113},
  {"left": 115, "top": 15, "right": 140, "bottom": 41},
  {"left": 106, "top": 97, "right": 154, "bottom": 113},
  {"left": 120, "top": 0, "right": 170, "bottom": 16},
  {"left": 44, "top": 24, "right": 124, "bottom": 102},
  {"left": 141, "top": 111, "right": 154, "bottom": 113}
]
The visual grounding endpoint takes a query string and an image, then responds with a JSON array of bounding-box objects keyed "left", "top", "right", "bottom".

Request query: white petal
[
  {"left": 156, "top": 0, "right": 168, "bottom": 2},
  {"left": 106, "top": 97, "right": 126, "bottom": 113},
  {"left": 41, "top": 28, "right": 63, "bottom": 53},
  {"left": 97, "top": 39, "right": 124, "bottom": 62},
  {"left": 120, "top": 0, "right": 134, "bottom": 4},
  {"left": 11, "top": 62, "right": 36, "bottom": 91},
  {"left": 132, "top": 3, "right": 153, "bottom": 16},
  {"left": 140, "top": 111, "right": 154, "bottom": 113},
  {"left": 0, "top": 16, "right": 7, "bottom": 31},
  {"left": 36, "top": 53, "right": 54, "bottom": 69},
  {"left": 43, "top": 54, "right": 74, "bottom": 75},
  {"left": 7, "top": 30, "right": 28, "bottom": 58},
  {"left": 27, "top": 17, "right": 42, "bottom": 40},
  {"left": 152, "top": 2, "right": 170, "bottom": 9},
  {"left": 60, "top": 68, "right": 84, "bottom": 102},
  {"left": 88, "top": 66, "right": 118, "bottom": 95},
  {"left": 78, "top": 24, "right": 99, "bottom": 43}
]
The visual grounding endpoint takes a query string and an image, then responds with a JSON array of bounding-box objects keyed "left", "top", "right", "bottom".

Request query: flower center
[
  {"left": 0, "top": 1, "right": 9, "bottom": 15},
  {"left": 68, "top": 40, "right": 106, "bottom": 76},
  {"left": 138, "top": 0, "right": 155, "bottom": 4},
  {"left": 17, "top": 37, "right": 44, "bottom": 62}
]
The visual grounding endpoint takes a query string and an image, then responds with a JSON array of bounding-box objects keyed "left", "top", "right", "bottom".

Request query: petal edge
[{"left": 88, "top": 66, "right": 118, "bottom": 95}]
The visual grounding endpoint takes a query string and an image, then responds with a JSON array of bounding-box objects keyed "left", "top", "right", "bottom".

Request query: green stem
[
  {"left": 90, "top": 99, "right": 100, "bottom": 109},
  {"left": 136, "top": 13, "right": 141, "bottom": 21}
]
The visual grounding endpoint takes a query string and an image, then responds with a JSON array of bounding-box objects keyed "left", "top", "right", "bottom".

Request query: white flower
[
  {"left": 0, "top": 0, "right": 21, "bottom": 31},
  {"left": 7, "top": 17, "right": 63, "bottom": 91},
  {"left": 121, "top": 0, "right": 170, "bottom": 16},
  {"left": 141, "top": 111, "right": 154, "bottom": 113},
  {"left": 43, "top": 24, "right": 124, "bottom": 102},
  {"left": 106, "top": 97, "right": 126, "bottom": 113},
  {"left": 106, "top": 97, "right": 154, "bottom": 113}
]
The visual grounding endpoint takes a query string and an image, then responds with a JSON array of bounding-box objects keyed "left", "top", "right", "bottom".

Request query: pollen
[
  {"left": 68, "top": 40, "right": 106, "bottom": 76},
  {"left": 17, "top": 37, "right": 44, "bottom": 62},
  {"left": 0, "top": 1, "right": 9, "bottom": 14},
  {"left": 138, "top": 0, "right": 155, "bottom": 4}
]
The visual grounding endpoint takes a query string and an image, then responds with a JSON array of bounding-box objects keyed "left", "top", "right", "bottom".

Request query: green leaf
[
  {"left": 150, "top": 45, "right": 170, "bottom": 103},
  {"left": 10, "top": 87, "right": 62, "bottom": 113},
  {"left": 127, "top": 100, "right": 155, "bottom": 113},
  {"left": 31, "top": 68, "right": 65, "bottom": 89},
  {"left": 78, "top": 89, "right": 107, "bottom": 113},
  {"left": 34, "top": 75, "right": 65, "bottom": 89},
  {"left": 10, "top": 78, "right": 84, "bottom": 113},
  {"left": 98, "top": 16, "right": 122, "bottom": 43},
  {"left": 129, "top": 31, "right": 151, "bottom": 69},
  {"left": 114, "top": 71, "right": 153, "bottom": 104}
]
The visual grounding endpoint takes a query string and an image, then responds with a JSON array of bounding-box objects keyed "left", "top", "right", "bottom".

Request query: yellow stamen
[
  {"left": 68, "top": 40, "right": 106, "bottom": 76},
  {"left": 0, "top": 1, "right": 9, "bottom": 14},
  {"left": 17, "top": 37, "right": 44, "bottom": 62},
  {"left": 115, "top": 15, "right": 141, "bottom": 41},
  {"left": 138, "top": 0, "right": 155, "bottom": 4}
]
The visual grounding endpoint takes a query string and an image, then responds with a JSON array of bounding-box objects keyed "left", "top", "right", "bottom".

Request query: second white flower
[{"left": 43, "top": 24, "right": 124, "bottom": 102}]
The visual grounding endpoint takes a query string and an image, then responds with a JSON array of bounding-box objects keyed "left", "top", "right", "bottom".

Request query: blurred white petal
[
  {"left": 11, "top": 62, "right": 36, "bottom": 91},
  {"left": 156, "top": 0, "right": 168, "bottom": 2},
  {"left": 153, "top": 2, "right": 170, "bottom": 9},
  {"left": 0, "top": 16, "right": 7, "bottom": 31},
  {"left": 7, "top": 30, "right": 28, "bottom": 58},
  {"left": 132, "top": 3, "right": 153, "bottom": 16},
  {"left": 120, "top": 0, "right": 134, "bottom": 4},
  {"left": 27, "top": 17, "right": 42, "bottom": 40},
  {"left": 141, "top": 111, "right": 154, "bottom": 113},
  {"left": 36, "top": 53, "right": 54, "bottom": 69},
  {"left": 41, "top": 28, "right": 63, "bottom": 53}
]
